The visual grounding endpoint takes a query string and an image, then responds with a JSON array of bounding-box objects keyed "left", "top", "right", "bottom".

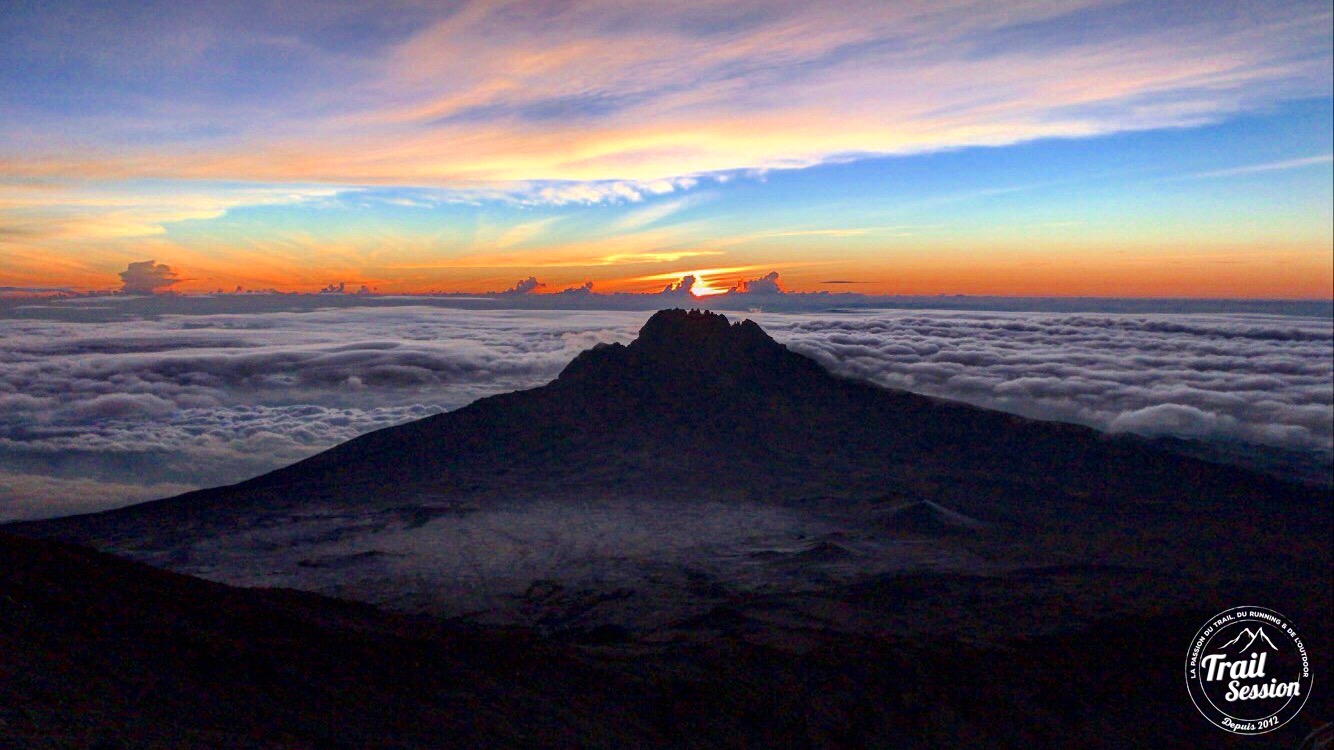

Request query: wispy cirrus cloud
[
  {"left": 1185, "top": 153, "right": 1334, "bottom": 179},
  {"left": 756, "top": 226, "right": 921, "bottom": 239},
  {"left": 5, "top": 0, "right": 1330, "bottom": 188}
]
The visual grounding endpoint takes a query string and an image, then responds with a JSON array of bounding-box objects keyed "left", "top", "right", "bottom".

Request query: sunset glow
[
  {"left": 1, "top": 1, "right": 1330, "bottom": 298},
  {"left": 685, "top": 278, "right": 728, "bottom": 298}
]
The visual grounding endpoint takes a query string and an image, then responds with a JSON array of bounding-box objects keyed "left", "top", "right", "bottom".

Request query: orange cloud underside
[
  {"left": 1, "top": 2, "right": 1329, "bottom": 299},
  {"left": 15, "top": 245, "right": 1324, "bottom": 299}
]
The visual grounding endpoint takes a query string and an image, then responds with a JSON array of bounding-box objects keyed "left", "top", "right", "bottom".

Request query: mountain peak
[
  {"left": 556, "top": 308, "right": 798, "bottom": 388},
  {"left": 632, "top": 308, "right": 776, "bottom": 353}
]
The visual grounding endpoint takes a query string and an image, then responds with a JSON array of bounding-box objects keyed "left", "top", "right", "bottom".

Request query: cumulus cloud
[
  {"left": 316, "top": 281, "right": 374, "bottom": 295},
  {"left": 729, "top": 271, "right": 784, "bottom": 295},
  {"left": 1107, "top": 404, "right": 1240, "bottom": 439},
  {"left": 658, "top": 275, "right": 697, "bottom": 296},
  {"left": 501, "top": 276, "right": 546, "bottom": 295},
  {"left": 119, "top": 260, "right": 181, "bottom": 294},
  {"left": 558, "top": 281, "right": 595, "bottom": 295},
  {"left": 64, "top": 393, "right": 178, "bottom": 421}
]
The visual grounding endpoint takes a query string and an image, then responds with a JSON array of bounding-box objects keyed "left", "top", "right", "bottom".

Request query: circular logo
[{"left": 1185, "top": 605, "right": 1313, "bottom": 734}]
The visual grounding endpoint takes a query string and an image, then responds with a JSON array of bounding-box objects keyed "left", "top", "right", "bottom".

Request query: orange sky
[{"left": 2, "top": 0, "right": 1331, "bottom": 299}]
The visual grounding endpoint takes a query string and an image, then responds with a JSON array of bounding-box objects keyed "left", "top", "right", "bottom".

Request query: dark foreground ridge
[{"left": 3, "top": 531, "right": 1329, "bottom": 749}]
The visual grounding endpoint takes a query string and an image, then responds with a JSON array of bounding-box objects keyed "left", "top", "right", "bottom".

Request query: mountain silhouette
[
  {"left": 10, "top": 308, "right": 1318, "bottom": 549},
  {"left": 4, "top": 309, "right": 1330, "bottom": 748}
]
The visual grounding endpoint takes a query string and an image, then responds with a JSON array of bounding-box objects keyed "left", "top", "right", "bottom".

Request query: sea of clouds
[{"left": 1, "top": 298, "right": 1329, "bottom": 520}]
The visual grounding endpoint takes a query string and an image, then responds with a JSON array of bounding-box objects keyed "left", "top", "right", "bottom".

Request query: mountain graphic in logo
[{"left": 1217, "top": 627, "right": 1279, "bottom": 653}]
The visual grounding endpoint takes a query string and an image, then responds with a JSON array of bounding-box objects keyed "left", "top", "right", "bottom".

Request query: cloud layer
[
  {"left": 0, "top": 300, "right": 1328, "bottom": 520},
  {"left": 0, "top": 304, "right": 644, "bottom": 519},
  {"left": 762, "top": 310, "right": 1332, "bottom": 451}
]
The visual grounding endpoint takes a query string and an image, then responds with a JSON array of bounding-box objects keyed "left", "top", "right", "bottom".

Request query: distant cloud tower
[
  {"left": 660, "top": 275, "right": 697, "bottom": 296},
  {"left": 558, "top": 281, "right": 595, "bottom": 295},
  {"left": 729, "top": 271, "right": 784, "bottom": 295},
  {"left": 119, "top": 261, "right": 181, "bottom": 295},
  {"left": 502, "top": 277, "right": 546, "bottom": 295},
  {"left": 316, "top": 282, "right": 373, "bottom": 295}
]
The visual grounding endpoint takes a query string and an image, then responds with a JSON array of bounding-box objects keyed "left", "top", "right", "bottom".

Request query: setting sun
[
  {"left": 685, "top": 275, "right": 728, "bottom": 297},
  {"left": 629, "top": 267, "right": 763, "bottom": 296}
]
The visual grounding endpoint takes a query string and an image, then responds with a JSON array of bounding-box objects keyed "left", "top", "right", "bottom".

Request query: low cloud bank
[
  {"left": 760, "top": 311, "right": 1331, "bottom": 453},
  {"left": 0, "top": 307, "right": 644, "bottom": 519},
  {"left": 0, "top": 302, "right": 1328, "bottom": 520}
]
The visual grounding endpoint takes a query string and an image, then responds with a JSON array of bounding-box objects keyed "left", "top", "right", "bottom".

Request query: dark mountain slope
[
  {"left": 0, "top": 532, "right": 629, "bottom": 749},
  {"left": 3, "top": 532, "right": 1328, "bottom": 749},
  {"left": 12, "top": 309, "right": 1321, "bottom": 546}
]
